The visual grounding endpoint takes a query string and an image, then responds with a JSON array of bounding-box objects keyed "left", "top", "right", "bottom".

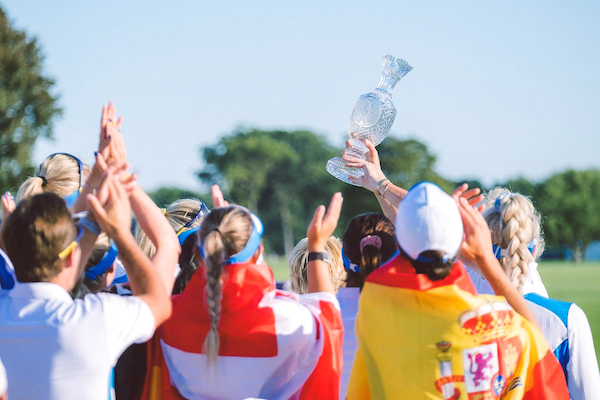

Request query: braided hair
[
  {"left": 482, "top": 188, "right": 545, "bottom": 293},
  {"left": 198, "top": 206, "right": 254, "bottom": 367}
]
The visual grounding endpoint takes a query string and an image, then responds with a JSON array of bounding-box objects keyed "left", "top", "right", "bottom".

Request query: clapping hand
[{"left": 307, "top": 192, "right": 343, "bottom": 252}]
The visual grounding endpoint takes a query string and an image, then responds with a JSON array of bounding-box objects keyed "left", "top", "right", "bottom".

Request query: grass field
[{"left": 266, "top": 255, "right": 600, "bottom": 364}]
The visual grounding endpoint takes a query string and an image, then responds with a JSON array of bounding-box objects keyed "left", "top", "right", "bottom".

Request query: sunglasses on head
[{"left": 58, "top": 225, "right": 84, "bottom": 260}]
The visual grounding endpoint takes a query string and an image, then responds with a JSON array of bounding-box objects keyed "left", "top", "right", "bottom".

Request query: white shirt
[
  {"left": 466, "top": 261, "right": 549, "bottom": 297},
  {"left": 0, "top": 281, "right": 155, "bottom": 400},
  {"left": 337, "top": 286, "right": 360, "bottom": 400}
]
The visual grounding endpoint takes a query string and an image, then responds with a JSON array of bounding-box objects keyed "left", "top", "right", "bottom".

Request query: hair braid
[
  {"left": 202, "top": 229, "right": 224, "bottom": 368},
  {"left": 483, "top": 188, "right": 543, "bottom": 293},
  {"left": 198, "top": 206, "right": 254, "bottom": 368}
]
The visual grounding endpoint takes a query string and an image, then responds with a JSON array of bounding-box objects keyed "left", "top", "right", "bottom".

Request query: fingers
[
  {"left": 95, "top": 152, "right": 108, "bottom": 172},
  {"left": 211, "top": 184, "right": 228, "bottom": 208},
  {"left": 451, "top": 183, "right": 468, "bottom": 200},
  {"left": 323, "top": 192, "right": 343, "bottom": 227},
  {"left": 310, "top": 205, "right": 325, "bottom": 231},
  {"left": 364, "top": 139, "right": 379, "bottom": 165},
  {"left": 116, "top": 116, "right": 123, "bottom": 130},
  {"left": 87, "top": 193, "right": 109, "bottom": 228}
]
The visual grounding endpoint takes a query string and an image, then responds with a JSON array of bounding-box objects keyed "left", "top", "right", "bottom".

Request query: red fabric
[
  {"left": 367, "top": 254, "right": 477, "bottom": 294},
  {"left": 160, "top": 263, "right": 278, "bottom": 356},
  {"left": 300, "top": 299, "right": 344, "bottom": 400},
  {"left": 523, "top": 350, "right": 570, "bottom": 400}
]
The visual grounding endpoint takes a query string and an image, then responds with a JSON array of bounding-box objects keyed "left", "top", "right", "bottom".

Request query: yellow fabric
[{"left": 347, "top": 282, "right": 555, "bottom": 399}]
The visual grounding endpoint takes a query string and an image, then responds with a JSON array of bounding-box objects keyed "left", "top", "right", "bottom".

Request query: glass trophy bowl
[{"left": 326, "top": 55, "right": 412, "bottom": 186}]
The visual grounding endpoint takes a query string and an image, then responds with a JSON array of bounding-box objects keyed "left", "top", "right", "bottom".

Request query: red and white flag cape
[{"left": 141, "top": 262, "right": 343, "bottom": 400}]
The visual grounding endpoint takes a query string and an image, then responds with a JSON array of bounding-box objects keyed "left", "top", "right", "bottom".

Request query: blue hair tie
[
  {"left": 342, "top": 249, "right": 360, "bottom": 273},
  {"left": 492, "top": 239, "right": 535, "bottom": 259},
  {"left": 85, "top": 242, "right": 118, "bottom": 281}
]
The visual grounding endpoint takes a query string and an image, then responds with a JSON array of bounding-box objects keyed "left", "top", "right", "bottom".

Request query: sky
[{"left": 2, "top": 0, "right": 599, "bottom": 192}]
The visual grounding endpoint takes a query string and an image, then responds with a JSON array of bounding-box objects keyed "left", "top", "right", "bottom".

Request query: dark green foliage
[
  {"left": 199, "top": 131, "right": 447, "bottom": 255},
  {"left": 537, "top": 169, "right": 600, "bottom": 262},
  {"left": 0, "top": 8, "right": 61, "bottom": 193},
  {"left": 148, "top": 187, "right": 208, "bottom": 208}
]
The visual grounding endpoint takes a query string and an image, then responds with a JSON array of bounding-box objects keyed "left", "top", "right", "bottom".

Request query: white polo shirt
[{"left": 0, "top": 281, "right": 155, "bottom": 400}]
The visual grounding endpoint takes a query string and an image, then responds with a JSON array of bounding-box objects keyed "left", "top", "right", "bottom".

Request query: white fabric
[
  {"left": 337, "top": 287, "right": 360, "bottom": 400},
  {"left": 0, "top": 356, "right": 6, "bottom": 395},
  {"left": 466, "top": 262, "right": 549, "bottom": 298},
  {"left": 161, "top": 291, "right": 339, "bottom": 400},
  {"left": 395, "top": 183, "right": 463, "bottom": 260},
  {"left": 0, "top": 282, "right": 155, "bottom": 400},
  {"left": 567, "top": 304, "right": 600, "bottom": 399}
]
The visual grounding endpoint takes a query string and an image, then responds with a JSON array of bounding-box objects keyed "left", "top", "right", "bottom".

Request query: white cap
[{"left": 395, "top": 182, "right": 463, "bottom": 261}]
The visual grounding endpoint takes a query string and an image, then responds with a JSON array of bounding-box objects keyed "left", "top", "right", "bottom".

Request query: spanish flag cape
[
  {"left": 347, "top": 255, "right": 569, "bottom": 400},
  {"left": 140, "top": 262, "right": 343, "bottom": 400}
]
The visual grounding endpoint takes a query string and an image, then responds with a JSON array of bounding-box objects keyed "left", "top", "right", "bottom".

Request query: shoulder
[{"left": 524, "top": 293, "right": 572, "bottom": 327}]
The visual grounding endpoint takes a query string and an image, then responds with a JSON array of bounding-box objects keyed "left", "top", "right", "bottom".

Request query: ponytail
[{"left": 198, "top": 206, "right": 255, "bottom": 368}]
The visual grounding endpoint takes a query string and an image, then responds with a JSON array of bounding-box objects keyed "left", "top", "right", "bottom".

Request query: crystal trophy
[{"left": 326, "top": 55, "right": 412, "bottom": 186}]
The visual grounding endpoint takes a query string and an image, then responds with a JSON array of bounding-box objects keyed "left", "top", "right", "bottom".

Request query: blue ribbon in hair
[
  {"left": 85, "top": 242, "right": 118, "bottom": 281},
  {"left": 342, "top": 247, "right": 399, "bottom": 273},
  {"left": 197, "top": 209, "right": 264, "bottom": 265},
  {"left": 492, "top": 239, "right": 535, "bottom": 259}
]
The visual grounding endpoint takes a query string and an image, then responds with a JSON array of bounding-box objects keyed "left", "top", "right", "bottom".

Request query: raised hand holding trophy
[{"left": 326, "top": 55, "right": 412, "bottom": 186}]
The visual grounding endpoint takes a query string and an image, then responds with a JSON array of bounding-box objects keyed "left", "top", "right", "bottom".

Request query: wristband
[
  {"left": 79, "top": 216, "right": 101, "bottom": 236},
  {"left": 308, "top": 251, "right": 331, "bottom": 264}
]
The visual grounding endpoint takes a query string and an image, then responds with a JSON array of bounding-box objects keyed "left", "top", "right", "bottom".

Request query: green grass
[
  {"left": 538, "top": 261, "right": 600, "bottom": 364},
  {"left": 266, "top": 256, "right": 600, "bottom": 364}
]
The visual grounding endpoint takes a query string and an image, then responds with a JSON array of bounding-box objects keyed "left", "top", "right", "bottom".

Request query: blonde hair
[
  {"left": 482, "top": 188, "right": 545, "bottom": 292},
  {"left": 288, "top": 236, "right": 345, "bottom": 294},
  {"left": 16, "top": 154, "right": 83, "bottom": 203},
  {"left": 135, "top": 198, "right": 206, "bottom": 258},
  {"left": 198, "top": 206, "right": 255, "bottom": 368}
]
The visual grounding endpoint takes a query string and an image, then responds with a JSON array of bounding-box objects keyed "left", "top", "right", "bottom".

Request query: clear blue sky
[{"left": 2, "top": 0, "right": 599, "bottom": 192}]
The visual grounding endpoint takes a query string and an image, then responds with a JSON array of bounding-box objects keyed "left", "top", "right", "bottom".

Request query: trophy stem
[{"left": 326, "top": 139, "right": 368, "bottom": 186}]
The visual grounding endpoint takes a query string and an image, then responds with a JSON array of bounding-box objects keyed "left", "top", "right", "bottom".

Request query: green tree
[
  {"left": 0, "top": 8, "right": 61, "bottom": 193},
  {"left": 537, "top": 169, "right": 600, "bottom": 262},
  {"left": 148, "top": 187, "right": 208, "bottom": 208}
]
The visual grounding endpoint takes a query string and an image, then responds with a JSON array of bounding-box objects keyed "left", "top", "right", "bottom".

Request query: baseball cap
[{"left": 395, "top": 182, "right": 463, "bottom": 262}]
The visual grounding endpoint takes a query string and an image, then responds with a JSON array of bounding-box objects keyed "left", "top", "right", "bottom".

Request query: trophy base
[{"left": 326, "top": 157, "right": 363, "bottom": 187}]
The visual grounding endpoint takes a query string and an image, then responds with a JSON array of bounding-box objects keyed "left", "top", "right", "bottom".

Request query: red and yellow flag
[{"left": 347, "top": 256, "right": 569, "bottom": 400}]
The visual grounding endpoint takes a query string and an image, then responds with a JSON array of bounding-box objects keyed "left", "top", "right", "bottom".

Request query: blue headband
[
  {"left": 492, "top": 239, "right": 535, "bottom": 259},
  {"left": 342, "top": 247, "right": 399, "bottom": 273},
  {"left": 178, "top": 225, "right": 200, "bottom": 245},
  {"left": 43, "top": 153, "right": 84, "bottom": 208},
  {"left": 197, "top": 209, "right": 264, "bottom": 265},
  {"left": 0, "top": 254, "right": 15, "bottom": 290},
  {"left": 85, "top": 242, "right": 118, "bottom": 281}
]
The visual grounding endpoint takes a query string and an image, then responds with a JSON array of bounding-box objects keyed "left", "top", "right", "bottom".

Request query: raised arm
[
  {"left": 457, "top": 196, "right": 539, "bottom": 328},
  {"left": 342, "top": 139, "right": 406, "bottom": 221},
  {"left": 129, "top": 184, "right": 180, "bottom": 294},
  {"left": 87, "top": 173, "right": 171, "bottom": 326},
  {"left": 306, "top": 192, "right": 343, "bottom": 294}
]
